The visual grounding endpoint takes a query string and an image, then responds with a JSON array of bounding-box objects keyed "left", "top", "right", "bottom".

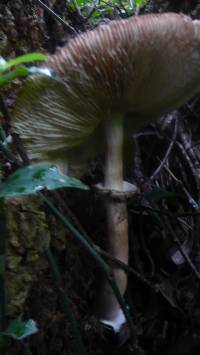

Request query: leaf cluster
[
  {"left": 66, "top": 0, "right": 148, "bottom": 25},
  {"left": 0, "top": 53, "right": 47, "bottom": 88}
]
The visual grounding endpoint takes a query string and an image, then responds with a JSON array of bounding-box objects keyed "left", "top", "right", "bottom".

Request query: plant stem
[
  {"left": 35, "top": 0, "right": 77, "bottom": 35},
  {"left": 45, "top": 248, "right": 87, "bottom": 355},
  {"left": 40, "top": 193, "right": 135, "bottom": 337}
]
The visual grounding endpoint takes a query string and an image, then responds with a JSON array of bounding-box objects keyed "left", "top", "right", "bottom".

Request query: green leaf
[
  {"left": 0, "top": 53, "right": 47, "bottom": 73},
  {"left": 76, "top": 0, "right": 87, "bottom": 6},
  {"left": 3, "top": 319, "right": 38, "bottom": 340},
  {"left": 134, "top": 0, "right": 147, "bottom": 6},
  {"left": 0, "top": 65, "right": 57, "bottom": 87},
  {"left": 90, "top": 9, "right": 101, "bottom": 17},
  {"left": 0, "top": 66, "right": 29, "bottom": 87},
  {"left": 0, "top": 163, "right": 89, "bottom": 198}
]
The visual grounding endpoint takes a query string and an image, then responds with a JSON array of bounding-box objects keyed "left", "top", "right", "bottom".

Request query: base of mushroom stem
[
  {"left": 100, "top": 307, "right": 126, "bottom": 332},
  {"left": 99, "top": 309, "right": 130, "bottom": 346}
]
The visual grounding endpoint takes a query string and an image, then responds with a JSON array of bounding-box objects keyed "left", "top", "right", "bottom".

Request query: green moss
[
  {"left": 5, "top": 195, "right": 50, "bottom": 317},
  {"left": 7, "top": 255, "right": 22, "bottom": 270}
]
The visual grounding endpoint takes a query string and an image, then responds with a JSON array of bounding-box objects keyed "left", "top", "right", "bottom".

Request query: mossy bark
[{"left": 5, "top": 196, "right": 50, "bottom": 317}]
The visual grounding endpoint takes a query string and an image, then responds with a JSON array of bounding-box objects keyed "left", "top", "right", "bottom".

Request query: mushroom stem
[
  {"left": 104, "top": 115, "right": 123, "bottom": 190},
  {"left": 99, "top": 115, "right": 128, "bottom": 331}
]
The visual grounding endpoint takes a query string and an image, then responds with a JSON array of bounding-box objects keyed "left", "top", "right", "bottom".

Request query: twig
[
  {"left": 162, "top": 164, "right": 199, "bottom": 210},
  {"left": 164, "top": 217, "right": 200, "bottom": 282},
  {"left": 97, "top": 246, "right": 157, "bottom": 291},
  {"left": 149, "top": 115, "right": 178, "bottom": 182},
  {"left": 178, "top": 119, "right": 196, "bottom": 162},
  {"left": 133, "top": 130, "right": 160, "bottom": 139},
  {"left": 178, "top": 120, "right": 200, "bottom": 203},
  {"left": 176, "top": 141, "right": 200, "bottom": 203},
  {"left": 35, "top": 0, "right": 77, "bottom": 34}
]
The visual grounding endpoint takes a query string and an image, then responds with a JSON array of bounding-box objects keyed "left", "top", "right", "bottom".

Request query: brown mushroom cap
[{"left": 13, "top": 13, "right": 200, "bottom": 168}]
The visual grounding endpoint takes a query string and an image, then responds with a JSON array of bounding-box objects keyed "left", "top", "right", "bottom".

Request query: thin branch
[
  {"left": 178, "top": 120, "right": 200, "bottom": 204},
  {"left": 149, "top": 114, "right": 178, "bottom": 182},
  {"left": 162, "top": 163, "right": 199, "bottom": 210},
  {"left": 178, "top": 119, "right": 196, "bottom": 162},
  {"left": 35, "top": 0, "right": 77, "bottom": 34},
  {"left": 176, "top": 141, "right": 200, "bottom": 203},
  {"left": 96, "top": 246, "right": 157, "bottom": 291},
  {"left": 164, "top": 217, "right": 200, "bottom": 282}
]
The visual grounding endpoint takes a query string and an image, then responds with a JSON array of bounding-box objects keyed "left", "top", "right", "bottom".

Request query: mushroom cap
[{"left": 13, "top": 13, "right": 200, "bottom": 169}]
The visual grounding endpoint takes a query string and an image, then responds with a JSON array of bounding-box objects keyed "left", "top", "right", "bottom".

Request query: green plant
[
  {"left": 0, "top": 53, "right": 47, "bottom": 87},
  {"left": 65, "top": 0, "right": 148, "bottom": 25}
]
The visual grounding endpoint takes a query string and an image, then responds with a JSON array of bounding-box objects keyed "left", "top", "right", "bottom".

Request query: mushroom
[{"left": 12, "top": 13, "right": 200, "bottom": 334}]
